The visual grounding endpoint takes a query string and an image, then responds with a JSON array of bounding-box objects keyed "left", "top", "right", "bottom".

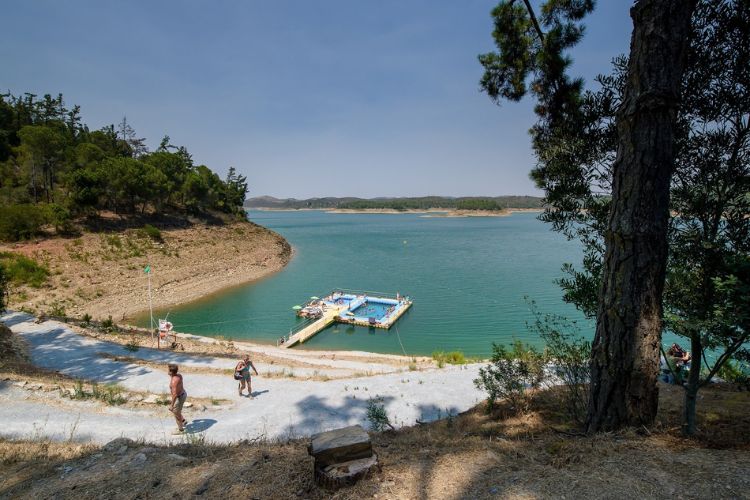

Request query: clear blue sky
[{"left": 2, "top": 1, "right": 632, "bottom": 198}]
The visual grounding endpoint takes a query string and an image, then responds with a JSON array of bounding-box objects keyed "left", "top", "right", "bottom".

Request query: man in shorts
[{"left": 168, "top": 363, "right": 187, "bottom": 433}]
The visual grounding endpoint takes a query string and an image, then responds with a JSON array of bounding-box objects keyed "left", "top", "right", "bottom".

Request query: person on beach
[
  {"left": 168, "top": 363, "right": 187, "bottom": 433},
  {"left": 235, "top": 354, "right": 258, "bottom": 397}
]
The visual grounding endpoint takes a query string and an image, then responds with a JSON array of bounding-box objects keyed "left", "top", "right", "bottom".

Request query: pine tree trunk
[{"left": 586, "top": 0, "right": 696, "bottom": 432}]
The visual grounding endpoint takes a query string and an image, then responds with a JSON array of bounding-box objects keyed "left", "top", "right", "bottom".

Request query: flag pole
[{"left": 145, "top": 264, "right": 154, "bottom": 347}]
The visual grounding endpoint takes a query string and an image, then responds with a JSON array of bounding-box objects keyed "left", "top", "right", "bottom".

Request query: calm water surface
[{"left": 148, "top": 210, "right": 595, "bottom": 357}]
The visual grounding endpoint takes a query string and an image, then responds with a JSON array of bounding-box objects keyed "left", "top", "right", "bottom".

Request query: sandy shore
[{"left": 0, "top": 221, "right": 291, "bottom": 322}]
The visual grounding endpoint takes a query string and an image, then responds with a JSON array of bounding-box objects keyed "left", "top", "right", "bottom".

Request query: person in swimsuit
[
  {"left": 168, "top": 363, "right": 187, "bottom": 433},
  {"left": 236, "top": 354, "right": 258, "bottom": 397}
]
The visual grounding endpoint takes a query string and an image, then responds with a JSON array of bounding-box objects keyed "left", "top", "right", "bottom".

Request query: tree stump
[{"left": 308, "top": 425, "right": 379, "bottom": 490}]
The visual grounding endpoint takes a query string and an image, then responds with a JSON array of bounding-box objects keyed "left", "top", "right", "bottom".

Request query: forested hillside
[
  {"left": 0, "top": 92, "right": 248, "bottom": 241},
  {"left": 245, "top": 195, "right": 543, "bottom": 210}
]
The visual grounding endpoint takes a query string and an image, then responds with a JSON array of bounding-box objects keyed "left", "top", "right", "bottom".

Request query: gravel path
[{"left": 1, "top": 312, "right": 484, "bottom": 445}]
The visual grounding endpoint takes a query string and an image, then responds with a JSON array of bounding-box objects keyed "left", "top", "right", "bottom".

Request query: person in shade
[
  {"left": 168, "top": 363, "right": 187, "bottom": 433},
  {"left": 235, "top": 354, "right": 259, "bottom": 397}
]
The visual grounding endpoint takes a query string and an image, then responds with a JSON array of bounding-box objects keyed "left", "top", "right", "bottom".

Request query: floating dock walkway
[{"left": 282, "top": 290, "right": 412, "bottom": 348}]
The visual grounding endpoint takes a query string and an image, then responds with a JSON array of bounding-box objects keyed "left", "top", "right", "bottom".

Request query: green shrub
[
  {"left": 474, "top": 340, "right": 546, "bottom": 414},
  {"left": 124, "top": 338, "right": 140, "bottom": 352},
  {"left": 530, "top": 307, "right": 591, "bottom": 424},
  {"left": 45, "top": 203, "right": 76, "bottom": 235},
  {"left": 101, "top": 315, "right": 114, "bottom": 329},
  {"left": 717, "top": 360, "right": 750, "bottom": 390},
  {"left": 366, "top": 397, "right": 394, "bottom": 431},
  {"left": 48, "top": 301, "right": 66, "bottom": 319},
  {"left": 139, "top": 224, "right": 163, "bottom": 242},
  {"left": 81, "top": 313, "right": 92, "bottom": 326},
  {"left": 0, "top": 204, "right": 49, "bottom": 241},
  {"left": 0, "top": 252, "right": 49, "bottom": 288},
  {"left": 432, "top": 350, "right": 466, "bottom": 366}
]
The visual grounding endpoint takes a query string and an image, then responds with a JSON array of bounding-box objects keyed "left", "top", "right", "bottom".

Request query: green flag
[{"left": 144, "top": 265, "right": 151, "bottom": 274}]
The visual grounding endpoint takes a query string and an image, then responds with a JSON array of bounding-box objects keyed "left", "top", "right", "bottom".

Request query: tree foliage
[
  {"left": 487, "top": 0, "right": 747, "bottom": 435},
  {"left": 0, "top": 91, "right": 250, "bottom": 241}
]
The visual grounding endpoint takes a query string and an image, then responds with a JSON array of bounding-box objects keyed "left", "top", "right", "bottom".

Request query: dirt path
[{"left": 0, "top": 312, "right": 484, "bottom": 445}]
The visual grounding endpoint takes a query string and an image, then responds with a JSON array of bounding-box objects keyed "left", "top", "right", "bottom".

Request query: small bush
[
  {"left": 432, "top": 350, "right": 466, "bottom": 366},
  {"left": 124, "top": 338, "right": 140, "bottom": 352},
  {"left": 530, "top": 307, "right": 591, "bottom": 424},
  {"left": 0, "top": 252, "right": 49, "bottom": 288},
  {"left": 72, "top": 380, "right": 86, "bottom": 399},
  {"left": 81, "top": 313, "right": 92, "bottom": 326},
  {"left": 46, "top": 203, "right": 77, "bottom": 235},
  {"left": 717, "top": 360, "right": 750, "bottom": 390},
  {"left": 139, "top": 224, "right": 163, "bottom": 242},
  {"left": 101, "top": 316, "right": 114, "bottom": 329},
  {"left": 474, "top": 340, "right": 546, "bottom": 414},
  {"left": 48, "top": 301, "right": 66, "bottom": 319},
  {"left": 366, "top": 397, "right": 394, "bottom": 431},
  {"left": 0, "top": 204, "right": 49, "bottom": 241},
  {"left": 101, "top": 384, "right": 126, "bottom": 405}
]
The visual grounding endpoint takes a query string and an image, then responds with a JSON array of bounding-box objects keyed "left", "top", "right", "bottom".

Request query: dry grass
[{"left": 1, "top": 382, "right": 748, "bottom": 499}]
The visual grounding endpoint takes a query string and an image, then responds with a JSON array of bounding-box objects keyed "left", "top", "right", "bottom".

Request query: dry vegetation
[
  {"left": 1, "top": 382, "right": 748, "bottom": 499},
  {"left": 0, "top": 218, "right": 291, "bottom": 322}
]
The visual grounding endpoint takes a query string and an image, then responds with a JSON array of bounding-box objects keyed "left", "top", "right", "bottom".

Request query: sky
[{"left": 2, "top": 1, "right": 633, "bottom": 199}]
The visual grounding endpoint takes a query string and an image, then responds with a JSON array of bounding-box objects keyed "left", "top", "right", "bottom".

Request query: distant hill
[{"left": 244, "top": 196, "right": 544, "bottom": 210}]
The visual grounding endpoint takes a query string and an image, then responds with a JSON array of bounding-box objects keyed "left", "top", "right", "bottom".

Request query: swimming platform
[{"left": 282, "top": 290, "right": 413, "bottom": 348}]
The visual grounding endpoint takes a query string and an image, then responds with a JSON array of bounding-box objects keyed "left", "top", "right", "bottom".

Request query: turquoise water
[{"left": 147, "top": 210, "right": 595, "bottom": 357}]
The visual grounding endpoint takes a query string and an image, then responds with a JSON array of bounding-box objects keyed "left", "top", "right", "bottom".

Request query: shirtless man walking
[{"left": 168, "top": 363, "right": 187, "bottom": 433}]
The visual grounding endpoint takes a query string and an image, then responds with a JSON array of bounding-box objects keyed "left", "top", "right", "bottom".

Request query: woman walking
[{"left": 235, "top": 354, "right": 258, "bottom": 397}]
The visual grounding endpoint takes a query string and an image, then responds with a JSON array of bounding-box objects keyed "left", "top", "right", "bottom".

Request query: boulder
[{"left": 308, "top": 425, "right": 372, "bottom": 467}]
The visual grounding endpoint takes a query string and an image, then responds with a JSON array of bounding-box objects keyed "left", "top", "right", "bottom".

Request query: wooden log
[
  {"left": 314, "top": 453, "right": 379, "bottom": 490},
  {"left": 308, "top": 425, "right": 372, "bottom": 467}
]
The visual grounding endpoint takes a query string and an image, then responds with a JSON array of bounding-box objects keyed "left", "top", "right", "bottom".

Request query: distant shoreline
[{"left": 248, "top": 207, "right": 544, "bottom": 217}]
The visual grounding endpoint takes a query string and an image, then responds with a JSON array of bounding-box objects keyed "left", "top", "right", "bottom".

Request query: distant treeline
[
  {"left": 0, "top": 92, "right": 248, "bottom": 241},
  {"left": 246, "top": 196, "right": 543, "bottom": 211}
]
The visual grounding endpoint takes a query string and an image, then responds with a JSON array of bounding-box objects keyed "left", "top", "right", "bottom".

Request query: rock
[
  {"left": 308, "top": 425, "right": 372, "bottom": 467},
  {"left": 314, "top": 454, "right": 380, "bottom": 490},
  {"left": 117, "top": 446, "right": 128, "bottom": 455},
  {"left": 184, "top": 402, "right": 193, "bottom": 408},
  {"left": 130, "top": 394, "right": 144, "bottom": 402},
  {"left": 195, "top": 480, "right": 210, "bottom": 495},
  {"left": 199, "top": 405, "right": 207, "bottom": 412},
  {"left": 167, "top": 453, "right": 187, "bottom": 461},
  {"left": 104, "top": 437, "right": 133, "bottom": 452},
  {"left": 14, "top": 380, "right": 28, "bottom": 388},
  {"left": 143, "top": 394, "right": 160, "bottom": 404},
  {"left": 132, "top": 453, "right": 147, "bottom": 464}
]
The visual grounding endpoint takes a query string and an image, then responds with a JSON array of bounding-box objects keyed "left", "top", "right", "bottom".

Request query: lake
[{"left": 151, "top": 210, "right": 594, "bottom": 357}]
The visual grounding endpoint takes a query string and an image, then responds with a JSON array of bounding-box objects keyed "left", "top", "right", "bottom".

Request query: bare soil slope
[{"left": 0, "top": 220, "right": 291, "bottom": 322}]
